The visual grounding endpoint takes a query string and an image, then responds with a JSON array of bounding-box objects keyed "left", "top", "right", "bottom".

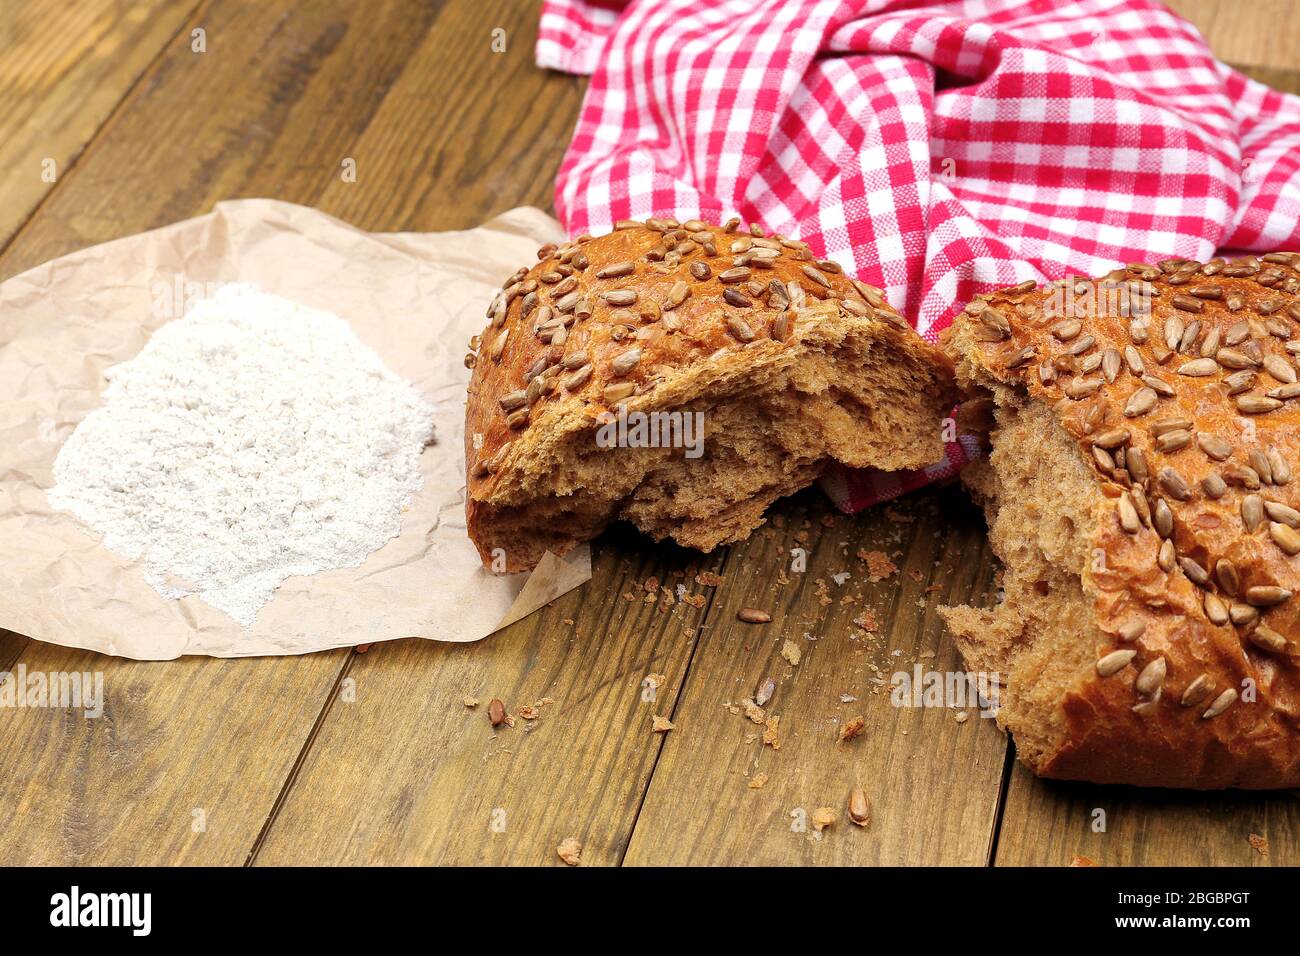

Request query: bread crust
[
  {"left": 464, "top": 218, "right": 956, "bottom": 572},
  {"left": 944, "top": 257, "right": 1300, "bottom": 789}
]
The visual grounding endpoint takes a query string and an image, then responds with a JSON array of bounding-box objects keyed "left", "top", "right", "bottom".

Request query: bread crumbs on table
[
  {"left": 954, "top": 711, "right": 969, "bottom": 724},
  {"left": 762, "top": 715, "right": 781, "bottom": 749},
  {"left": 839, "top": 715, "right": 865, "bottom": 742},
  {"left": 652, "top": 715, "right": 675, "bottom": 733},
  {"left": 1069, "top": 855, "right": 1098, "bottom": 867},
  {"left": 858, "top": 550, "right": 898, "bottom": 581},
  {"left": 695, "top": 570, "right": 724, "bottom": 587},
  {"left": 908, "top": 569, "right": 925, "bottom": 583},
  {"left": 1249, "top": 833, "right": 1269, "bottom": 856},
  {"left": 741, "top": 698, "right": 766, "bottom": 723},
  {"left": 781, "top": 640, "right": 802, "bottom": 666},
  {"left": 643, "top": 673, "right": 667, "bottom": 690},
  {"left": 852, "top": 610, "right": 879, "bottom": 632},
  {"left": 463, "top": 696, "right": 480, "bottom": 708},
  {"left": 517, "top": 704, "right": 539, "bottom": 720},
  {"left": 748, "top": 772, "right": 769, "bottom": 790},
  {"left": 557, "top": 837, "right": 582, "bottom": 866},
  {"left": 811, "top": 807, "right": 836, "bottom": 832}
]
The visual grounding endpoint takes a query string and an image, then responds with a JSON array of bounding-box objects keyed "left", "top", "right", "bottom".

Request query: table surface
[{"left": 2, "top": 0, "right": 1298, "bottom": 867}]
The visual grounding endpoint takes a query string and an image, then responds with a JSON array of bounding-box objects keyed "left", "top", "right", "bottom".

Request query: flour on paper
[{"left": 48, "top": 285, "right": 436, "bottom": 627}]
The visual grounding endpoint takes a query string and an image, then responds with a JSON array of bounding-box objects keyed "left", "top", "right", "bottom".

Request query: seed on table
[
  {"left": 488, "top": 699, "right": 506, "bottom": 727},
  {"left": 737, "top": 608, "right": 771, "bottom": 624},
  {"left": 848, "top": 788, "right": 871, "bottom": 827},
  {"left": 755, "top": 677, "right": 776, "bottom": 707}
]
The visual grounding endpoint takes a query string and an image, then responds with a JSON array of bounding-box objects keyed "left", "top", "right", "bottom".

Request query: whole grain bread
[
  {"left": 464, "top": 217, "right": 956, "bottom": 572},
  {"left": 942, "top": 256, "right": 1300, "bottom": 789}
]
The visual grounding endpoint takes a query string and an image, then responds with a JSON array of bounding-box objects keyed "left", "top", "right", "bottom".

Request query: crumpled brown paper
[{"left": 0, "top": 199, "right": 590, "bottom": 659}]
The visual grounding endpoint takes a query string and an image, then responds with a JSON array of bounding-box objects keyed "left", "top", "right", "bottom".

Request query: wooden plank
[
  {"left": 995, "top": 763, "right": 1300, "bottom": 866},
  {"left": 0, "top": 0, "right": 200, "bottom": 251},
  {"left": 1165, "top": 1, "right": 1300, "bottom": 73},
  {"left": 622, "top": 485, "right": 1008, "bottom": 866},
  {"left": 253, "top": 529, "right": 722, "bottom": 866},
  {"left": 0, "top": 0, "right": 578, "bottom": 865}
]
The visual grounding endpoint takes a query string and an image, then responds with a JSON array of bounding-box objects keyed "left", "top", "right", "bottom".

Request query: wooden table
[{"left": 1, "top": 0, "right": 1297, "bottom": 867}]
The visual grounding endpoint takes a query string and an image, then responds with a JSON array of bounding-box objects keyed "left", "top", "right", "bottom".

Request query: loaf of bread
[
  {"left": 464, "top": 217, "right": 956, "bottom": 572},
  {"left": 942, "top": 255, "right": 1300, "bottom": 788}
]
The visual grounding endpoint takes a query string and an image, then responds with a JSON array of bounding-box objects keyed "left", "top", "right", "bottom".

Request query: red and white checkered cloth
[{"left": 536, "top": 0, "right": 1300, "bottom": 512}]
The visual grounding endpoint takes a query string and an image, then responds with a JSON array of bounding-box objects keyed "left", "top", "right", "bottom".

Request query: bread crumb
[
  {"left": 557, "top": 837, "right": 582, "bottom": 866},
  {"left": 859, "top": 550, "right": 898, "bottom": 581},
  {"left": 781, "top": 640, "right": 802, "bottom": 666},
  {"left": 643, "top": 673, "right": 666, "bottom": 689},
  {"left": 1069, "top": 855, "right": 1098, "bottom": 867},
  {"left": 652, "top": 715, "right": 675, "bottom": 733},
  {"left": 811, "top": 807, "right": 836, "bottom": 832},
  {"left": 695, "top": 571, "right": 724, "bottom": 586},
  {"left": 762, "top": 715, "right": 781, "bottom": 749},
  {"left": 1249, "top": 833, "right": 1269, "bottom": 856},
  {"left": 463, "top": 696, "right": 479, "bottom": 708},
  {"left": 748, "top": 773, "right": 769, "bottom": 790},
  {"left": 741, "top": 698, "right": 766, "bottom": 724},
  {"left": 839, "top": 715, "right": 866, "bottom": 743},
  {"left": 953, "top": 710, "right": 969, "bottom": 723},
  {"left": 517, "top": 704, "right": 539, "bottom": 720}
]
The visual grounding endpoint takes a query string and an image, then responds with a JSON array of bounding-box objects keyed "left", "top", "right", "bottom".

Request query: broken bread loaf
[
  {"left": 942, "top": 258, "right": 1300, "bottom": 788},
  {"left": 464, "top": 217, "right": 956, "bottom": 572}
]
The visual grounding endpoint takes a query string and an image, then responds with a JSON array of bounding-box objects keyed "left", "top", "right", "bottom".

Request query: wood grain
[
  {"left": 0, "top": 0, "right": 582, "bottom": 865},
  {"left": 995, "top": 764, "right": 1300, "bottom": 866},
  {"left": 623, "top": 486, "right": 1009, "bottom": 866},
  {"left": 0, "top": 0, "right": 200, "bottom": 252},
  {"left": 253, "top": 530, "right": 722, "bottom": 866},
  {"left": 1165, "top": 0, "right": 1300, "bottom": 73}
]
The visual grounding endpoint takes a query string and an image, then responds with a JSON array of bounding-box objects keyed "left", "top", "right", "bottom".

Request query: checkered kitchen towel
[{"left": 536, "top": 0, "right": 1300, "bottom": 511}]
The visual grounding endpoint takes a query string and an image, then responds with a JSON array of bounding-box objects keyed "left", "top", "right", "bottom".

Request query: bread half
[
  {"left": 464, "top": 218, "right": 956, "bottom": 572},
  {"left": 942, "top": 259, "right": 1300, "bottom": 789}
]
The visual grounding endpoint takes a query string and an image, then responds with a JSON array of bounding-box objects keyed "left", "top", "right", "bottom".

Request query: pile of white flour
[{"left": 48, "top": 285, "right": 436, "bottom": 627}]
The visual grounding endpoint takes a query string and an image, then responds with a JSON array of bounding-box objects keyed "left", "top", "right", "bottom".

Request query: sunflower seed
[
  {"left": 1230, "top": 606, "right": 1258, "bottom": 631},
  {"left": 1150, "top": 417, "right": 1192, "bottom": 436},
  {"left": 722, "top": 288, "right": 751, "bottom": 308},
  {"left": 1092, "top": 446, "right": 1115, "bottom": 473},
  {"left": 1116, "top": 619, "right": 1146, "bottom": 642},
  {"left": 1267, "top": 382, "right": 1300, "bottom": 400},
  {"left": 504, "top": 406, "right": 531, "bottom": 431},
  {"left": 1157, "top": 467, "right": 1192, "bottom": 500},
  {"left": 725, "top": 314, "right": 755, "bottom": 342},
  {"left": 499, "top": 390, "right": 527, "bottom": 412},
  {"left": 801, "top": 264, "right": 831, "bottom": 289},
  {"left": 1176, "top": 357, "right": 1219, "bottom": 376},
  {"left": 1117, "top": 493, "right": 1140, "bottom": 533},
  {"left": 602, "top": 289, "right": 638, "bottom": 307},
  {"left": 1158, "top": 538, "right": 1176, "bottom": 572},
  {"left": 1263, "top": 354, "right": 1298, "bottom": 384},
  {"left": 737, "top": 607, "right": 771, "bottom": 624},
  {"left": 1224, "top": 370, "right": 1257, "bottom": 395},
  {"left": 563, "top": 364, "right": 593, "bottom": 391},
  {"left": 1201, "top": 688, "right": 1237, "bottom": 719},
  {"left": 1096, "top": 649, "right": 1137, "bottom": 677},
  {"left": 1237, "top": 394, "right": 1283, "bottom": 414},
  {"left": 1204, "top": 592, "right": 1230, "bottom": 625},
  {"left": 1241, "top": 493, "right": 1265, "bottom": 532},
  {"left": 1214, "top": 348, "right": 1255, "bottom": 370},
  {"left": 1155, "top": 429, "right": 1192, "bottom": 453},
  {"left": 719, "top": 267, "right": 751, "bottom": 283},
  {"left": 1153, "top": 498, "right": 1174, "bottom": 538},
  {"left": 1124, "top": 387, "right": 1158, "bottom": 417},
  {"left": 1246, "top": 585, "right": 1292, "bottom": 606},
  {"left": 1248, "top": 624, "right": 1288, "bottom": 654},
  {"left": 1270, "top": 521, "right": 1300, "bottom": 555},
  {"left": 1127, "top": 447, "right": 1150, "bottom": 482},
  {"left": 841, "top": 298, "right": 873, "bottom": 318},
  {"left": 1202, "top": 472, "right": 1228, "bottom": 498},
  {"left": 1135, "top": 657, "right": 1167, "bottom": 696},
  {"left": 1268, "top": 448, "right": 1292, "bottom": 485},
  {"left": 1067, "top": 334, "right": 1096, "bottom": 357},
  {"left": 1196, "top": 434, "right": 1233, "bottom": 460},
  {"left": 611, "top": 348, "right": 642, "bottom": 376},
  {"left": 771, "top": 312, "right": 793, "bottom": 340},
  {"left": 1064, "top": 375, "right": 1103, "bottom": 399},
  {"left": 658, "top": 281, "right": 689, "bottom": 310},
  {"left": 1142, "top": 375, "right": 1176, "bottom": 397},
  {"left": 1052, "top": 319, "right": 1082, "bottom": 340},
  {"left": 490, "top": 329, "right": 510, "bottom": 362},
  {"left": 848, "top": 788, "right": 871, "bottom": 827},
  {"left": 690, "top": 261, "right": 710, "bottom": 281},
  {"left": 1099, "top": 348, "right": 1121, "bottom": 383},
  {"left": 596, "top": 261, "right": 635, "bottom": 280},
  {"left": 1250, "top": 448, "right": 1274, "bottom": 484},
  {"left": 1181, "top": 674, "right": 1214, "bottom": 707},
  {"left": 1199, "top": 326, "right": 1222, "bottom": 358},
  {"left": 1179, "top": 556, "right": 1210, "bottom": 587},
  {"left": 1007, "top": 346, "right": 1036, "bottom": 369},
  {"left": 602, "top": 382, "right": 635, "bottom": 404}
]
